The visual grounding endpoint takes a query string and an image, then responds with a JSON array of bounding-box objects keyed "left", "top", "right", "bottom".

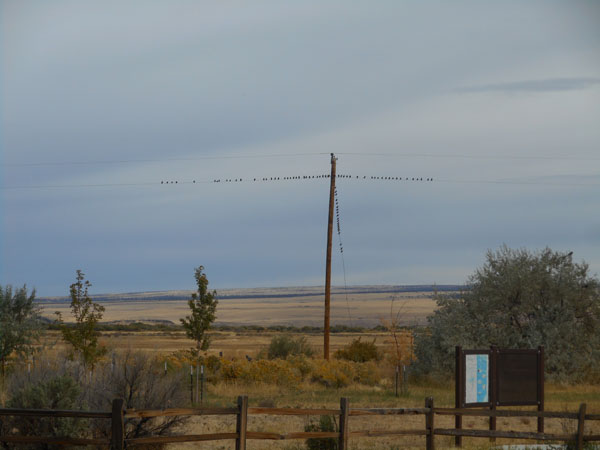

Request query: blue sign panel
[{"left": 465, "top": 354, "right": 489, "bottom": 404}]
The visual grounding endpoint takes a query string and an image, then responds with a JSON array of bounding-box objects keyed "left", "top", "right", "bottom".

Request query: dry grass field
[
  {"left": 29, "top": 286, "right": 600, "bottom": 449},
  {"left": 34, "top": 328, "right": 600, "bottom": 450},
  {"left": 41, "top": 286, "right": 439, "bottom": 327},
  {"left": 142, "top": 380, "right": 600, "bottom": 450}
]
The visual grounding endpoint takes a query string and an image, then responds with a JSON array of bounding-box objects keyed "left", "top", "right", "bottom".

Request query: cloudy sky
[{"left": 1, "top": 1, "right": 599, "bottom": 297}]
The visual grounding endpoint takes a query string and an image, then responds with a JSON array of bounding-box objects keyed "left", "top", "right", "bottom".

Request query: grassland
[
  {"left": 39, "top": 285, "right": 441, "bottom": 327},
  {"left": 30, "top": 286, "right": 600, "bottom": 449}
]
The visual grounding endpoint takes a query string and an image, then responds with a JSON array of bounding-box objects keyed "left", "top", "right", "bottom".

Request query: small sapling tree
[
  {"left": 56, "top": 270, "right": 107, "bottom": 369},
  {"left": 181, "top": 266, "right": 218, "bottom": 358},
  {"left": 380, "top": 295, "right": 410, "bottom": 366}
]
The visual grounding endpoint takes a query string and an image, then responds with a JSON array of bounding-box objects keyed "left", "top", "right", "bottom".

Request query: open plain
[
  {"left": 29, "top": 285, "right": 600, "bottom": 448},
  {"left": 40, "top": 285, "right": 443, "bottom": 327}
]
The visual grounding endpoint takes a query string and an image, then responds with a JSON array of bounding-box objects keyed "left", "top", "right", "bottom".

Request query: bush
[
  {"left": 2, "top": 351, "right": 188, "bottom": 449},
  {"left": 310, "top": 360, "right": 352, "bottom": 388},
  {"left": 267, "top": 335, "right": 314, "bottom": 359},
  {"left": 334, "top": 338, "right": 380, "bottom": 362},
  {"left": 413, "top": 246, "right": 600, "bottom": 381},
  {"left": 239, "top": 359, "right": 302, "bottom": 386},
  {"left": 87, "top": 350, "right": 189, "bottom": 447},
  {"left": 1, "top": 374, "right": 86, "bottom": 448},
  {"left": 305, "top": 415, "right": 338, "bottom": 450}
]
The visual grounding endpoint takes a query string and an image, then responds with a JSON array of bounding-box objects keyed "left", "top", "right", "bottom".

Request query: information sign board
[
  {"left": 465, "top": 353, "right": 489, "bottom": 404},
  {"left": 454, "top": 346, "right": 545, "bottom": 447},
  {"left": 456, "top": 346, "right": 543, "bottom": 408},
  {"left": 459, "top": 350, "right": 491, "bottom": 407},
  {"left": 496, "top": 349, "right": 540, "bottom": 406}
]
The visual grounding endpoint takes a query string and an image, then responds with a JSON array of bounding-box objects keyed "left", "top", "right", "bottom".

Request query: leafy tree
[
  {"left": 181, "top": 266, "right": 218, "bottom": 358},
  {"left": 56, "top": 270, "right": 107, "bottom": 369},
  {"left": 0, "top": 285, "right": 41, "bottom": 378},
  {"left": 414, "top": 246, "right": 600, "bottom": 381}
]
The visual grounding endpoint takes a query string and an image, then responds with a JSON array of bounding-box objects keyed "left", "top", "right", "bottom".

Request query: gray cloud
[{"left": 2, "top": 1, "right": 600, "bottom": 296}]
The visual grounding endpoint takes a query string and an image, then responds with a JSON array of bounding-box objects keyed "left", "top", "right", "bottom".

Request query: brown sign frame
[{"left": 454, "top": 346, "right": 545, "bottom": 447}]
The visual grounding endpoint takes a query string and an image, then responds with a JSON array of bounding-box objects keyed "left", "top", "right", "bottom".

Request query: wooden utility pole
[{"left": 324, "top": 153, "right": 337, "bottom": 360}]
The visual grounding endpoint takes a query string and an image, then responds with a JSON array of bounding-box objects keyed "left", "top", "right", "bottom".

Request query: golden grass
[
  {"left": 168, "top": 380, "right": 600, "bottom": 450},
  {"left": 43, "top": 290, "right": 437, "bottom": 328},
  {"left": 30, "top": 285, "right": 600, "bottom": 449},
  {"left": 20, "top": 329, "right": 600, "bottom": 449}
]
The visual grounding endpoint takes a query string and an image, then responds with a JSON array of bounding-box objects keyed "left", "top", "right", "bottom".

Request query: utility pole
[{"left": 324, "top": 153, "right": 337, "bottom": 360}]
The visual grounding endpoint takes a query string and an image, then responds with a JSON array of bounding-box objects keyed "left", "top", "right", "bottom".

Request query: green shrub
[
  {"left": 3, "top": 351, "right": 187, "bottom": 449},
  {"left": 305, "top": 415, "right": 338, "bottom": 450},
  {"left": 267, "top": 335, "right": 314, "bottom": 359},
  {"left": 2, "top": 375, "right": 87, "bottom": 447},
  {"left": 334, "top": 338, "right": 380, "bottom": 362}
]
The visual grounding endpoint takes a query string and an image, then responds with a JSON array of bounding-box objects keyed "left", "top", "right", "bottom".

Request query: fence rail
[{"left": 1, "top": 396, "right": 598, "bottom": 449}]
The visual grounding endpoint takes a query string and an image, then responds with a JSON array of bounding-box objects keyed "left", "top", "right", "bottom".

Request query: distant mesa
[{"left": 36, "top": 284, "right": 462, "bottom": 304}]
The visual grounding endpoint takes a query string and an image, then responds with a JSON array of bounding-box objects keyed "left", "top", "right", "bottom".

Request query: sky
[{"left": 1, "top": 1, "right": 599, "bottom": 297}]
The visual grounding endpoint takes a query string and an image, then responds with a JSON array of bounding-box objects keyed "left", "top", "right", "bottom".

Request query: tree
[
  {"left": 181, "top": 266, "right": 218, "bottom": 358},
  {"left": 0, "top": 285, "right": 41, "bottom": 378},
  {"left": 413, "top": 246, "right": 600, "bottom": 381},
  {"left": 380, "top": 295, "right": 411, "bottom": 365},
  {"left": 56, "top": 270, "right": 107, "bottom": 369}
]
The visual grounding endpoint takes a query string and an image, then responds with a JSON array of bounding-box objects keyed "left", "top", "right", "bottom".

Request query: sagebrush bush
[
  {"left": 2, "top": 350, "right": 188, "bottom": 449},
  {"left": 334, "top": 338, "right": 380, "bottom": 363},
  {"left": 239, "top": 359, "right": 302, "bottom": 386},
  {"left": 305, "top": 415, "right": 338, "bottom": 450},
  {"left": 183, "top": 354, "right": 383, "bottom": 388},
  {"left": 310, "top": 359, "right": 351, "bottom": 388},
  {"left": 267, "top": 334, "right": 315, "bottom": 359},
  {"left": 1, "top": 374, "right": 87, "bottom": 448}
]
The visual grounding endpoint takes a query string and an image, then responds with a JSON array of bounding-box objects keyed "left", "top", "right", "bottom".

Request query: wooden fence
[{"left": 1, "top": 396, "right": 599, "bottom": 449}]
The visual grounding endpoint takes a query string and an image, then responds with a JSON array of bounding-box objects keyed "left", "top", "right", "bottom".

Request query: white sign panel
[{"left": 465, "top": 354, "right": 489, "bottom": 404}]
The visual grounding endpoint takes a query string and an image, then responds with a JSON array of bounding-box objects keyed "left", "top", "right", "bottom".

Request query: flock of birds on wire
[{"left": 160, "top": 174, "right": 434, "bottom": 184}]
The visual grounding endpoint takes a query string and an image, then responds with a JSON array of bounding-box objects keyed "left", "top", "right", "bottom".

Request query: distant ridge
[{"left": 36, "top": 284, "right": 462, "bottom": 304}]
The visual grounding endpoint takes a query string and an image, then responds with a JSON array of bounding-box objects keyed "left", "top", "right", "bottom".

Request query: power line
[
  {"left": 0, "top": 175, "right": 433, "bottom": 190},
  {"left": 5, "top": 151, "right": 598, "bottom": 167},
  {"left": 336, "top": 152, "right": 600, "bottom": 161},
  {"left": 435, "top": 178, "right": 599, "bottom": 187},
  {"left": 335, "top": 186, "right": 353, "bottom": 327},
  {"left": 3, "top": 152, "right": 330, "bottom": 167},
  {"left": 1, "top": 181, "right": 162, "bottom": 190},
  {"left": 3, "top": 173, "right": 599, "bottom": 191}
]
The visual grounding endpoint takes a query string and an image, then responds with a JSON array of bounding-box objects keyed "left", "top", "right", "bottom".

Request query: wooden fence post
[
  {"left": 111, "top": 398, "right": 124, "bottom": 450},
  {"left": 538, "top": 345, "right": 545, "bottom": 433},
  {"left": 236, "top": 395, "right": 248, "bottom": 450},
  {"left": 339, "top": 397, "right": 349, "bottom": 450},
  {"left": 426, "top": 397, "right": 435, "bottom": 450},
  {"left": 490, "top": 346, "right": 497, "bottom": 444},
  {"left": 576, "top": 403, "right": 586, "bottom": 450},
  {"left": 455, "top": 346, "right": 463, "bottom": 448}
]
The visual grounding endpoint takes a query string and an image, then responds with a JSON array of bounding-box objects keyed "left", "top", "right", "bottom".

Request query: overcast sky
[{"left": 1, "top": 1, "right": 599, "bottom": 297}]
